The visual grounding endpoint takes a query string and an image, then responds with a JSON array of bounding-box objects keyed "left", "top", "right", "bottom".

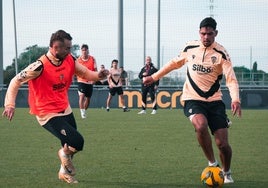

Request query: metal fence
[
  {"left": 1, "top": 71, "right": 267, "bottom": 90},
  {"left": 114, "top": 71, "right": 268, "bottom": 88}
]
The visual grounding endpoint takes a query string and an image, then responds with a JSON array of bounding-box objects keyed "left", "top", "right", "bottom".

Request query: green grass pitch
[{"left": 0, "top": 108, "right": 267, "bottom": 188}]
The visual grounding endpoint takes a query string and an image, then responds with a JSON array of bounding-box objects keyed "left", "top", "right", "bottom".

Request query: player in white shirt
[{"left": 106, "top": 59, "right": 130, "bottom": 112}]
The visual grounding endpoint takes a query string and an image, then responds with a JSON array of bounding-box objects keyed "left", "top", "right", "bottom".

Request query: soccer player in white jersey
[
  {"left": 143, "top": 17, "right": 241, "bottom": 184},
  {"left": 106, "top": 59, "right": 130, "bottom": 112}
]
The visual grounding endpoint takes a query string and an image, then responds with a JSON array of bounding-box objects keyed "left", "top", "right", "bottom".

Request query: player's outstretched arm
[
  {"left": 143, "top": 76, "right": 155, "bottom": 85},
  {"left": 98, "top": 69, "right": 109, "bottom": 80},
  {"left": 2, "top": 71, "right": 27, "bottom": 121},
  {"left": 75, "top": 62, "right": 109, "bottom": 81}
]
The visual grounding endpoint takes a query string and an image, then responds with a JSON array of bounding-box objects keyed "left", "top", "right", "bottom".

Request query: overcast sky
[{"left": 2, "top": 0, "right": 268, "bottom": 72}]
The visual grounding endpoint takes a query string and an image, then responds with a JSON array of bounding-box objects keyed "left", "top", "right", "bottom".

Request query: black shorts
[
  {"left": 43, "top": 113, "right": 84, "bottom": 151},
  {"left": 184, "top": 100, "right": 229, "bottom": 134},
  {"left": 77, "top": 82, "right": 93, "bottom": 98},
  {"left": 109, "top": 86, "right": 123, "bottom": 96}
]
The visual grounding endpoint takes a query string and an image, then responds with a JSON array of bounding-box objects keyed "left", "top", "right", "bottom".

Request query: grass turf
[{"left": 0, "top": 108, "right": 267, "bottom": 188}]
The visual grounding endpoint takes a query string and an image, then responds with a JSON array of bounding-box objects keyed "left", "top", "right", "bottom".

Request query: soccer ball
[{"left": 201, "top": 166, "right": 224, "bottom": 188}]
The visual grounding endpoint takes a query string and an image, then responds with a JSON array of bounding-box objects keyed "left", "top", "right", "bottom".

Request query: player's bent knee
[
  {"left": 194, "top": 123, "right": 208, "bottom": 134},
  {"left": 215, "top": 140, "right": 230, "bottom": 151},
  {"left": 75, "top": 136, "right": 84, "bottom": 151},
  {"left": 69, "top": 134, "right": 84, "bottom": 152}
]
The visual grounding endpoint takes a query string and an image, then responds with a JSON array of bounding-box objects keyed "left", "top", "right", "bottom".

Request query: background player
[
  {"left": 76, "top": 44, "right": 98, "bottom": 119},
  {"left": 106, "top": 59, "right": 130, "bottom": 112},
  {"left": 138, "top": 56, "right": 159, "bottom": 114}
]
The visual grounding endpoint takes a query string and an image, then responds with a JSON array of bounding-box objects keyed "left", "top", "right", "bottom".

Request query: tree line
[{"left": 3, "top": 45, "right": 268, "bottom": 86}]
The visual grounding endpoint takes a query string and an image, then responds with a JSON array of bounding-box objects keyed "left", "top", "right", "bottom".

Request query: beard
[{"left": 55, "top": 53, "right": 65, "bottom": 61}]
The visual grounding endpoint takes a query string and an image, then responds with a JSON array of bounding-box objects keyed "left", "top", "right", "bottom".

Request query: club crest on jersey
[
  {"left": 19, "top": 71, "right": 27, "bottom": 80},
  {"left": 211, "top": 56, "right": 217, "bottom": 64}
]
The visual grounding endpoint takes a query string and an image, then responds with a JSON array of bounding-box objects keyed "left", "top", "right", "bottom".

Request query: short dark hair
[
  {"left": 112, "top": 59, "right": 118, "bottom": 64},
  {"left": 111, "top": 59, "right": 118, "bottom": 67},
  {"left": 49, "top": 30, "right": 72, "bottom": 47},
  {"left": 199, "top": 17, "right": 217, "bottom": 30},
  {"left": 81, "top": 44, "right": 88, "bottom": 50}
]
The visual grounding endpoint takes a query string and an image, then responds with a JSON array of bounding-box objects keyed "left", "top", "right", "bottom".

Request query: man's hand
[
  {"left": 2, "top": 107, "right": 15, "bottom": 121},
  {"left": 142, "top": 72, "right": 148, "bottom": 77},
  {"left": 98, "top": 69, "right": 109, "bottom": 80},
  {"left": 143, "top": 76, "right": 155, "bottom": 85},
  {"left": 231, "top": 102, "right": 241, "bottom": 117}
]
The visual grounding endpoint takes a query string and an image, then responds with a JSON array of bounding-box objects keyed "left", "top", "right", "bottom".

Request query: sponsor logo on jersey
[
  {"left": 192, "top": 64, "right": 212, "bottom": 73},
  {"left": 53, "top": 82, "right": 66, "bottom": 91}
]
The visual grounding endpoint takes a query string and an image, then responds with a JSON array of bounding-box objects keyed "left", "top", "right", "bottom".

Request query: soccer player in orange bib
[
  {"left": 143, "top": 17, "right": 241, "bottom": 184},
  {"left": 2, "top": 30, "right": 108, "bottom": 184},
  {"left": 76, "top": 44, "right": 98, "bottom": 119}
]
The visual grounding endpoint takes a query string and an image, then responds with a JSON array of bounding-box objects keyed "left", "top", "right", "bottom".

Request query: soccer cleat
[
  {"left": 81, "top": 113, "right": 86, "bottom": 119},
  {"left": 138, "top": 110, "right": 146, "bottom": 114},
  {"left": 123, "top": 107, "right": 130, "bottom": 112},
  {"left": 224, "top": 172, "right": 234, "bottom": 184},
  {"left": 227, "top": 118, "right": 232, "bottom": 127},
  {"left": 80, "top": 109, "right": 86, "bottom": 119},
  {"left": 58, "top": 148, "right": 75, "bottom": 175},
  {"left": 151, "top": 110, "right": 157, "bottom": 114},
  {"left": 58, "top": 172, "right": 78, "bottom": 184},
  {"left": 106, "top": 108, "right": 110, "bottom": 112}
]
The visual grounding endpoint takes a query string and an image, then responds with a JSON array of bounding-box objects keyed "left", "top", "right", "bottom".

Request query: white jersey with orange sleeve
[
  {"left": 107, "top": 68, "right": 122, "bottom": 88},
  {"left": 152, "top": 40, "right": 240, "bottom": 103}
]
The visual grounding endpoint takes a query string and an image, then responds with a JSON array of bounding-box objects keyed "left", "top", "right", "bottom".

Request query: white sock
[
  {"left": 59, "top": 148, "right": 68, "bottom": 158},
  {"left": 208, "top": 160, "right": 219, "bottom": 167},
  {"left": 223, "top": 169, "right": 231, "bottom": 175},
  {"left": 59, "top": 164, "right": 67, "bottom": 174}
]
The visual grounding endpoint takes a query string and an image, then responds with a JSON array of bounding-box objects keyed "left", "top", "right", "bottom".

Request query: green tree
[
  {"left": 252, "top": 61, "right": 258, "bottom": 72},
  {"left": 233, "top": 66, "right": 250, "bottom": 82},
  {"left": 252, "top": 61, "right": 258, "bottom": 81},
  {"left": 4, "top": 45, "right": 48, "bottom": 85},
  {"left": 71, "top": 44, "right": 80, "bottom": 58}
]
